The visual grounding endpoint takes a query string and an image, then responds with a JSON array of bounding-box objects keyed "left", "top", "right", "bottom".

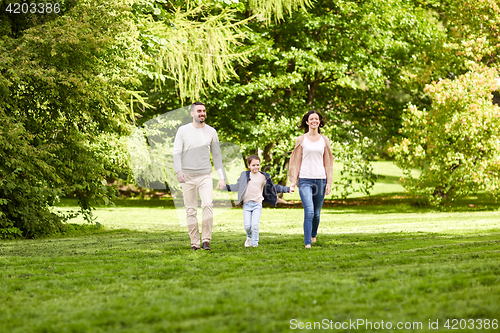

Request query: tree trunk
[{"left": 307, "top": 80, "right": 320, "bottom": 105}]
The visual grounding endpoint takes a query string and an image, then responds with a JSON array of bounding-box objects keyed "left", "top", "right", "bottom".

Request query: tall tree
[
  {"left": 0, "top": 0, "right": 142, "bottom": 237},
  {"left": 387, "top": 0, "right": 500, "bottom": 205},
  {"left": 135, "top": 0, "right": 313, "bottom": 102},
  {"left": 203, "top": 0, "right": 446, "bottom": 195}
]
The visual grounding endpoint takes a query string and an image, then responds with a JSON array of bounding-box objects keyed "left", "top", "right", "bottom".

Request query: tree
[
  {"left": 389, "top": 65, "right": 500, "bottom": 205},
  {"left": 0, "top": 0, "right": 316, "bottom": 237},
  {"left": 133, "top": 0, "right": 500, "bottom": 200},
  {"left": 437, "top": 0, "right": 500, "bottom": 70},
  {"left": 0, "top": 0, "right": 143, "bottom": 237},
  {"left": 134, "top": 0, "right": 313, "bottom": 102},
  {"left": 385, "top": 0, "right": 500, "bottom": 205},
  {"left": 202, "top": 0, "right": 446, "bottom": 196}
]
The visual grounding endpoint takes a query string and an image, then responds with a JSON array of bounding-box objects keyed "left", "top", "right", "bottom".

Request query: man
[{"left": 173, "top": 102, "right": 226, "bottom": 250}]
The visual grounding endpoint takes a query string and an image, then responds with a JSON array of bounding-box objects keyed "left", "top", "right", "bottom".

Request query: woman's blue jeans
[{"left": 298, "top": 178, "right": 326, "bottom": 245}]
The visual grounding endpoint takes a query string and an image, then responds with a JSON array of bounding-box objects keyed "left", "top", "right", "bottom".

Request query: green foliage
[
  {"left": 389, "top": 66, "right": 500, "bottom": 206},
  {"left": 203, "top": 0, "right": 442, "bottom": 196},
  {"left": 0, "top": 0, "right": 319, "bottom": 237},
  {"left": 438, "top": 0, "right": 500, "bottom": 69},
  {"left": 0, "top": 110, "right": 64, "bottom": 238},
  {"left": 329, "top": 139, "right": 377, "bottom": 198},
  {"left": 0, "top": 0, "right": 143, "bottom": 237},
  {"left": 134, "top": 0, "right": 313, "bottom": 101},
  {"left": 240, "top": 115, "right": 298, "bottom": 183},
  {"left": 0, "top": 1, "right": 79, "bottom": 37},
  {"left": 229, "top": 114, "right": 376, "bottom": 198},
  {"left": 128, "top": 115, "right": 180, "bottom": 192},
  {"left": 248, "top": 0, "right": 312, "bottom": 22},
  {"left": 209, "top": 0, "right": 445, "bottom": 131},
  {"left": 133, "top": 0, "right": 455, "bottom": 199},
  {"left": 136, "top": 3, "right": 251, "bottom": 101}
]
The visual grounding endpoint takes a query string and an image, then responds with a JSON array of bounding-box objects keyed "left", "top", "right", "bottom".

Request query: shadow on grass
[
  {"left": 279, "top": 193, "right": 500, "bottom": 214},
  {"left": 56, "top": 192, "right": 500, "bottom": 215},
  {"left": 371, "top": 174, "right": 402, "bottom": 184},
  {"left": 5, "top": 227, "right": 500, "bottom": 257},
  {"left": 320, "top": 205, "right": 430, "bottom": 215},
  {"left": 57, "top": 198, "right": 176, "bottom": 208}
]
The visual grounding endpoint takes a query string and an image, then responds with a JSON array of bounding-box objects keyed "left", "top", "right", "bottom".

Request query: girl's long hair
[{"left": 298, "top": 110, "right": 326, "bottom": 134}]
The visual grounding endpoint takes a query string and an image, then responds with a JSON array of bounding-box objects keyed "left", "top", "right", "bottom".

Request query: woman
[{"left": 289, "top": 111, "right": 333, "bottom": 248}]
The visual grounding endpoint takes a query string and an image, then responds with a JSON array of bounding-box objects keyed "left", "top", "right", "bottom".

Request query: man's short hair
[{"left": 191, "top": 102, "right": 205, "bottom": 112}]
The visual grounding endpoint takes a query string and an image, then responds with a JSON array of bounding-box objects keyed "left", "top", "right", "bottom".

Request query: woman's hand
[
  {"left": 325, "top": 184, "right": 331, "bottom": 195},
  {"left": 290, "top": 183, "right": 295, "bottom": 193}
]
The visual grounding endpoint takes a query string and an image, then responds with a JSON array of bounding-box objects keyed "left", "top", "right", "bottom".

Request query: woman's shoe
[
  {"left": 305, "top": 244, "right": 311, "bottom": 249},
  {"left": 311, "top": 237, "right": 316, "bottom": 243}
]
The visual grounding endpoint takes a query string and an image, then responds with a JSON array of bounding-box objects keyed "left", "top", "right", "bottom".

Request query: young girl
[{"left": 225, "top": 155, "right": 295, "bottom": 247}]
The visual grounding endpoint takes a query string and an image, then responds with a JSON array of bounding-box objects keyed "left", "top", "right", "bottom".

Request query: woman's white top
[{"left": 298, "top": 135, "right": 327, "bottom": 179}]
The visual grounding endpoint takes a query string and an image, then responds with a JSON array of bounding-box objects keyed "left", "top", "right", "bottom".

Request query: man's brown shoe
[
  {"left": 202, "top": 242, "right": 211, "bottom": 250},
  {"left": 191, "top": 246, "right": 198, "bottom": 251}
]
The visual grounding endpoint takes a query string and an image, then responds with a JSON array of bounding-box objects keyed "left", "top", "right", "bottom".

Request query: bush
[
  {"left": 0, "top": 111, "right": 64, "bottom": 238},
  {"left": 389, "top": 66, "right": 500, "bottom": 206}
]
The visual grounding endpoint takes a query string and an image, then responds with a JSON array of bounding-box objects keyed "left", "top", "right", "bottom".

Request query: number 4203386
[
  {"left": 444, "top": 319, "right": 498, "bottom": 330},
  {"left": 5, "top": 2, "right": 61, "bottom": 14}
]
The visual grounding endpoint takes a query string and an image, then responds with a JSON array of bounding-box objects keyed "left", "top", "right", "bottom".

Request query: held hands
[
  {"left": 217, "top": 179, "right": 226, "bottom": 190},
  {"left": 289, "top": 183, "right": 295, "bottom": 193}
]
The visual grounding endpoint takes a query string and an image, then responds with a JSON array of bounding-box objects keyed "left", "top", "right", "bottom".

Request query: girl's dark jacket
[{"left": 225, "top": 171, "right": 290, "bottom": 206}]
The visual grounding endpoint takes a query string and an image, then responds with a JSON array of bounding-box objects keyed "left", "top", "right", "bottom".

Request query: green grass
[
  {"left": 1, "top": 162, "right": 499, "bottom": 332},
  {"left": 1, "top": 201, "right": 500, "bottom": 332}
]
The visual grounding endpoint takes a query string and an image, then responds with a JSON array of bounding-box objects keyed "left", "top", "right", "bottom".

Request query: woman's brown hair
[{"left": 298, "top": 110, "right": 326, "bottom": 134}]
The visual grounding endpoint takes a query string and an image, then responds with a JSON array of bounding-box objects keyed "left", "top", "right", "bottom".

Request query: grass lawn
[{"left": 1, "top": 198, "right": 500, "bottom": 332}]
